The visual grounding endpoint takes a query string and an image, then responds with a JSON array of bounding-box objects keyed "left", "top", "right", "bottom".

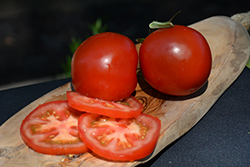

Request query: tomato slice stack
[{"left": 20, "top": 93, "right": 161, "bottom": 161}]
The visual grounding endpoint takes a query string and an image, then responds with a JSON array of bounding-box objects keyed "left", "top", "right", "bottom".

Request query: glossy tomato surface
[
  {"left": 67, "top": 91, "right": 143, "bottom": 118},
  {"left": 20, "top": 100, "right": 88, "bottom": 155},
  {"left": 78, "top": 113, "right": 161, "bottom": 161},
  {"left": 71, "top": 32, "right": 138, "bottom": 101},
  {"left": 139, "top": 25, "right": 212, "bottom": 96}
]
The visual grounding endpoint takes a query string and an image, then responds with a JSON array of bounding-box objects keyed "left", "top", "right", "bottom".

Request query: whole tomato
[
  {"left": 139, "top": 25, "right": 212, "bottom": 96},
  {"left": 71, "top": 32, "right": 138, "bottom": 101}
]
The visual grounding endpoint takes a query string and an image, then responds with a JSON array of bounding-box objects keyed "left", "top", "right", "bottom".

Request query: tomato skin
[
  {"left": 78, "top": 113, "right": 161, "bottom": 161},
  {"left": 139, "top": 25, "right": 212, "bottom": 96},
  {"left": 67, "top": 91, "right": 143, "bottom": 118},
  {"left": 20, "top": 100, "right": 88, "bottom": 155},
  {"left": 71, "top": 32, "right": 138, "bottom": 101}
]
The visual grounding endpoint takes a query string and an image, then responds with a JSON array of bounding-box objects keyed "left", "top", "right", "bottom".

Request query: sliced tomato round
[
  {"left": 78, "top": 113, "right": 161, "bottom": 161},
  {"left": 20, "top": 100, "right": 88, "bottom": 155},
  {"left": 67, "top": 91, "right": 143, "bottom": 118}
]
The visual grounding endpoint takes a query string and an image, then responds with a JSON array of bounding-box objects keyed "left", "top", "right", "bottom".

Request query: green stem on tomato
[
  {"left": 136, "top": 11, "right": 181, "bottom": 43},
  {"left": 149, "top": 11, "right": 181, "bottom": 29},
  {"left": 149, "top": 21, "right": 174, "bottom": 29}
]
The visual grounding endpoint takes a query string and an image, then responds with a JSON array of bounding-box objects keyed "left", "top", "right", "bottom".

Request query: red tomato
[
  {"left": 139, "top": 25, "right": 212, "bottom": 96},
  {"left": 78, "top": 113, "right": 161, "bottom": 161},
  {"left": 20, "top": 100, "right": 88, "bottom": 155},
  {"left": 71, "top": 32, "right": 138, "bottom": 101},
  {"left": 67, "top": 91, "right": 143, "bottom": 118}
]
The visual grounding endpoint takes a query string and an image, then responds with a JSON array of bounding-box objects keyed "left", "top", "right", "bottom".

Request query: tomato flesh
[
  {"left": 20, "top": 100, "right": 88, "bottom": 155},
  {"left": 78, "top": 113, "right": 161, "bottom": 161},
  {"left": 67, "top": 91, "right": 143, "bottom": 118},
  {"left": 139, "top": 25, "right": 212, "bottom": 96}
]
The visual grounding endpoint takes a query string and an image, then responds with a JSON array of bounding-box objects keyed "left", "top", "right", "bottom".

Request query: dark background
[{"left": 1, "top": 0, "right": 250, "bottom": 86}]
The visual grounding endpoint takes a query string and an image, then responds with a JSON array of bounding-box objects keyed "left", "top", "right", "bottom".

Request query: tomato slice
[
  {"left": 67, "top": 91, "right": 143, "bottom": 118},
  {"left": 20, "top": 100, "right": 88, "bottom": 155},
  {"left": 78, "top": 113, "right": 161, "bottom": 161}
]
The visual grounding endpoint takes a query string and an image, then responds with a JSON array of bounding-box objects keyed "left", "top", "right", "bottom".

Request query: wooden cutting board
[{"left": 0, "top": 16, "right": 250, "bottom": 167}]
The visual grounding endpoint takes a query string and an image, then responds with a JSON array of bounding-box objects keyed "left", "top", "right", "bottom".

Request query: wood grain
[{"left": 0, "top": 16, "right": 250, "bottom": 167}]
